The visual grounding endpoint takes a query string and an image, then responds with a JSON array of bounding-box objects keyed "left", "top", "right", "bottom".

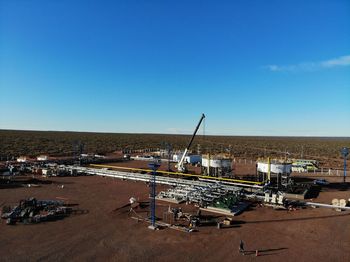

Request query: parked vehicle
[{"left": 313, "top": 179, "right": 329, "bottom": 186}]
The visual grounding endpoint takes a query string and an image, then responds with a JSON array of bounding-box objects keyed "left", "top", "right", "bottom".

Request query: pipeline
[
  {"left": 59, "top": 165, "right": 247, "bottom": 191},
  {"left": 90, "top": 164, "right": 266, "bottom": 186},
  {"left": 304, "top": 202, "right": 350, "bottom": 210}
]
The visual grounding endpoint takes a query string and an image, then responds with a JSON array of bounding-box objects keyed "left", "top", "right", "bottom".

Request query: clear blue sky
[{"left": 1, "top": 0, "right": 349, "bottom": 136}]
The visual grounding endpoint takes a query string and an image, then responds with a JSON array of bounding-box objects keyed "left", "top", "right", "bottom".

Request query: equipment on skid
[{"left": 1, "top": 197, "right": 73, "bottom": 225}]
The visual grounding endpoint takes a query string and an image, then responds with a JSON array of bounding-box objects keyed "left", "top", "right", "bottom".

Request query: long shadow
[
  {"left": 219, "top": 224, "right": 242, "bottom": 229},
  {"left": 258, "top": 248, "right": 288, "bottom": 252},
  {"left": 241, "top": 205, "right": 256, "bottom": 212},
  {"left": 71, "top": 209, "right": 89, "bottom": 215},
  {"left": 0, "top": 180, "right": 47, "bottom": 189},
  {"left": 139, "top": 201, "right": 150, "bottom": 209},
  {"left": 292, "top": 177, "right": 315, "bottom": 183},
  {"left": 245, "top": 213, "right": 350, "bottom": 224},
  {"left": 0, "top": 183, "right": 23, "bottom": 189},
  {"left": 199, "top": 214, "right": 224, "bottom": 219},
  {"left": 324, "top": 182, "right": 349, "bottom": 191},
  {"left": 244, "top": 247, "right": 288, "bottom": 256},
  {"left": 65, "top": 203, "right": 80, "bottom": 207},
  {"left": 0, "top": 177, "right": 75, "bottom": 189},
  {"left": 112, "top": 203, "right": 131, "bottom": 212},
  {"left": 232, "top": 220, "right": 246, "bottom": 225},
  {"left": 304, "top": 185, "right": 321, "bottom": 199}
]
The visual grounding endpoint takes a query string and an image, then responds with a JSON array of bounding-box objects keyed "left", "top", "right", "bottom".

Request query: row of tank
[
  {"left": 173, "top": 153, "right": 232, "bottom": 167},
  {"left": 172, "top": 153, "right": 234, "bottom": 177},
  {"left": 172, "top": 153, "right": 295, "bottom": 180}
]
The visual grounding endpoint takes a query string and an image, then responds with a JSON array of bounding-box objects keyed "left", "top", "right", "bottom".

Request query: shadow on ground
[{"left": 243, "top": 247, "right": 288, "bottom": 256}]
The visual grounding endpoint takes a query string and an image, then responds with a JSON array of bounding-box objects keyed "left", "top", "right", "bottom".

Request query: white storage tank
[
  {"left": 201, "top": 154, "right": 233, "bottom": 177},
  {"left": 257, "top": 160, "right": 292, "bottom": 174},
  {"left": 17, "top": 156, "right": 27, "bottom": 163},
  {"left": 202, "top": 157, "right": 232, "bottom": 168},
  {"left": 257, "top": 158, "right": 292, "bottom": 187},
  {"left": 37, "top": 155, "right": 48, "bottom": 161}
]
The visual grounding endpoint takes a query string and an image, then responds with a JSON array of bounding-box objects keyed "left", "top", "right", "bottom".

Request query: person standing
[{"left": 239, "top": 240, "right": 245, "bottom": 255}]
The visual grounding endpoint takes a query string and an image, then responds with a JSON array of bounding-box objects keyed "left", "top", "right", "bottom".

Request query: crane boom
[{"left": 177, "top": 113, "right": 205, "bottom": 172}]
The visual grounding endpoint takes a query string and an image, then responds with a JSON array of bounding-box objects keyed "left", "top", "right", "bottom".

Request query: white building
[
  {"left": 17, "top": 156, "right": 27, "bottom": 163},
  {"left": 172, "top": 153, "right": 183, "bottom": 162},
  {"left": 257, "top": 160, "right": 292, "bottom": 174},
  {"left": 37, "top": 155, "right": 48, "bottom": 161},
  {"left": 94, "top": 154, "right": 106, "bottom": 159},
  {"left": 185, "top": 155, "right": 202, "bottom": 164},
  {"left": 42, "top": 168, "right": 52, "bottom": 177},
  {"left": 173, "top": 154, "right": 202, "bottom": 164}
]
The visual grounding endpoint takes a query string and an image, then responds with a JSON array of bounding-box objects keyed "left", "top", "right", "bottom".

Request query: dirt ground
[{"left": 0, "top": 167, "right": 350, "bottom": 262}]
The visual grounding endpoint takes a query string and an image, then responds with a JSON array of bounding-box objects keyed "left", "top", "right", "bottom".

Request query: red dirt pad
[{"left": 0, "top": 175, "right": 349, "bottom": 262}]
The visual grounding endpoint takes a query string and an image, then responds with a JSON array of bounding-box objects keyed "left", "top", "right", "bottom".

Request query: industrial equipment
[
  {"left": 313, "top": 179, "right": 329, "bottom": 186},
  {"left": 291, "top": 159, "right": 319, "bottom": 172},
  {"left": 257, "top": 158, "right": 292, "bottom": 187},
  {"left": 1, "top": 198, "right": 73, "bottom": 225},
  {"left": 176, "top": 114, "right": 205, "bottom": 172},
  {"left": 202, "top": 154, "right": 233, "bottom": 177},
  {"left": 148, "top": 161, "right": 160, "bottom": 230},
  {"left": 341, "top": 147, "right": 349, "bottom": 183}
]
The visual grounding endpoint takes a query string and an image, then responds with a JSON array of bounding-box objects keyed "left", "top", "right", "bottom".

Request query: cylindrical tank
[
  {"left": 202, "top": 157, "right": 232, "bottom": 168},
  {"left": 201, "top": 154, "right": 233, "bottom": 177},
  {"left": 257, "top": 160, "right": 292, "bottom": 174},
  {"left": 257, "top": 158, "right": 292, "bottom": 187}
]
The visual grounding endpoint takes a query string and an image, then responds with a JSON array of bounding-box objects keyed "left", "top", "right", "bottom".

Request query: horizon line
[{"left": 1, "top": 128, "right": 349, "bottom": 139}]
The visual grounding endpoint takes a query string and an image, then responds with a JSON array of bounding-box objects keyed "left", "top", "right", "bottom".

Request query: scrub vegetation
[{"left": 0, "top": 130, "right": 349, "bottom": 165}]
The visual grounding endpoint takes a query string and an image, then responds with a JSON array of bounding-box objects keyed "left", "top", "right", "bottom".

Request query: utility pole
[
  {"left": 341, "top": 147, "right": 349, "bottom": 184},
  {"left": 301, "top": 145, "right": 304, "bottom": 159},
  {"left": 166, "top": 143, "right": 172, "bottom": 172}
]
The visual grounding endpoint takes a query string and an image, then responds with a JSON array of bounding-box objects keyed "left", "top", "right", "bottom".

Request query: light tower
[
  {"left": 341, "top": 147, "right": 349, "bottom": 184},
  {"left": 148, "top": 161, "right": 160, "bottom": 230}
]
